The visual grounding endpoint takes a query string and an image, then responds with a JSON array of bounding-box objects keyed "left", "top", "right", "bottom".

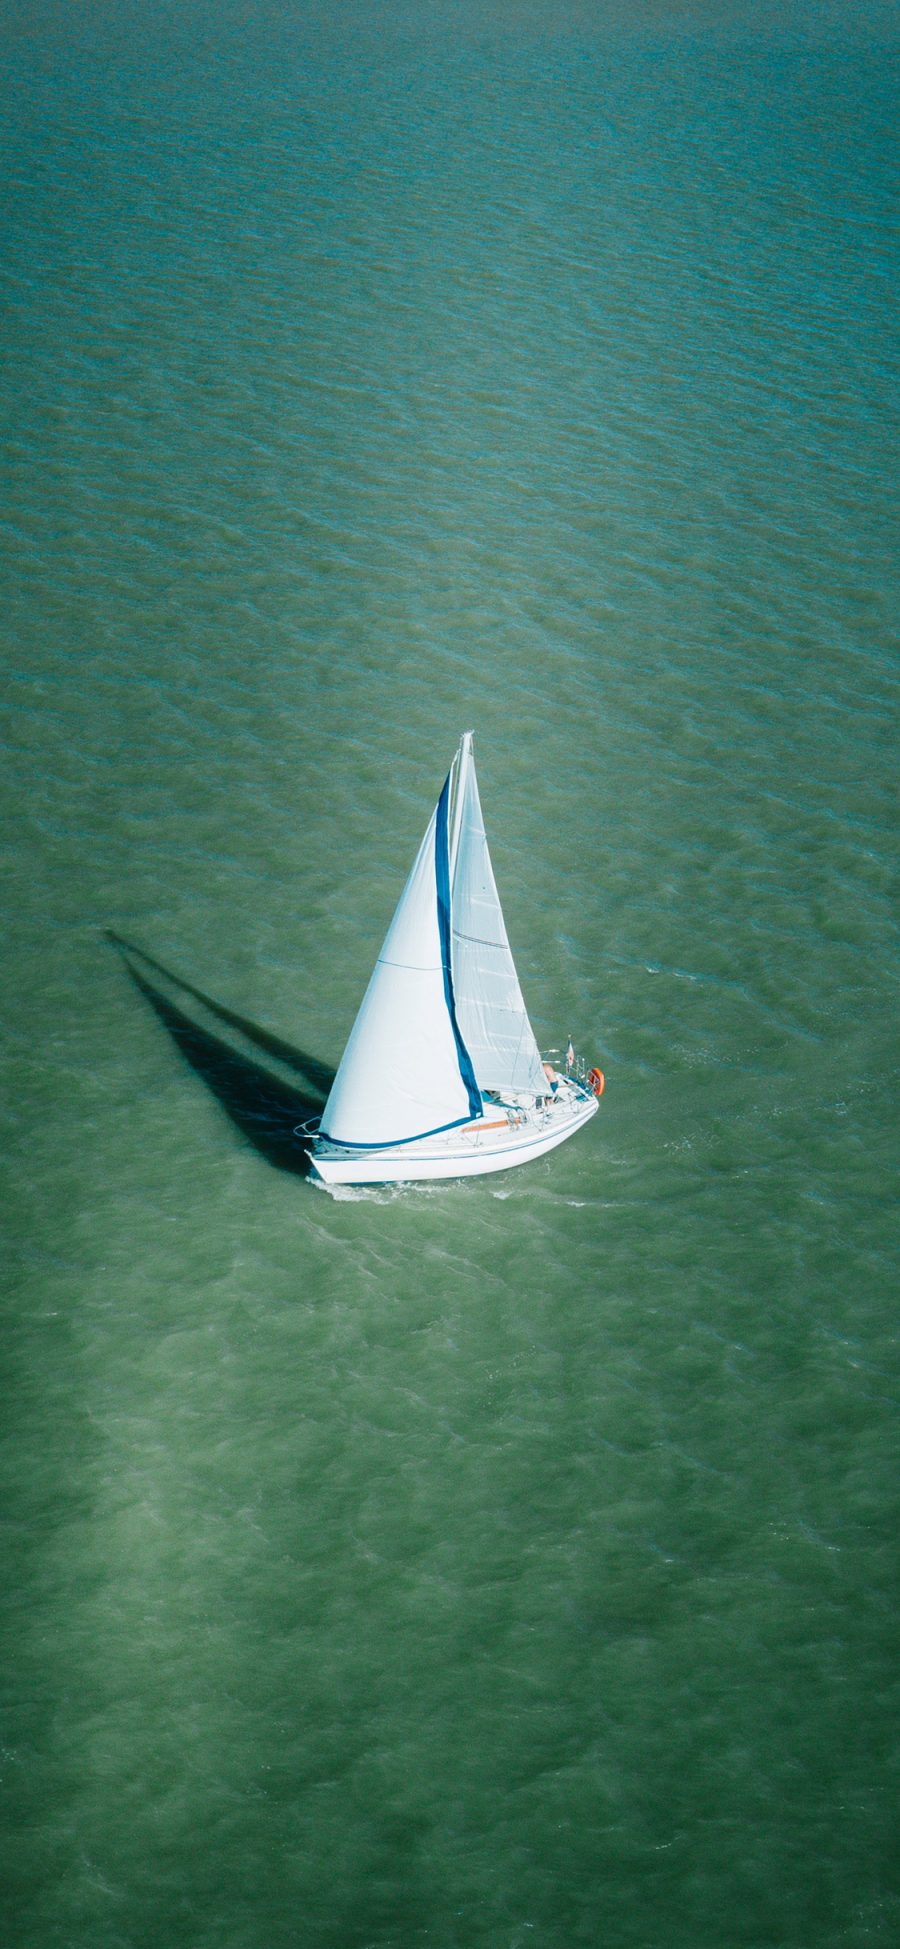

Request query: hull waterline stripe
[
  {"left": 316, "top": 1112, "right": 475, "bottom": 1152},
  {"left": 318, "top": 1089, "right": 596, "bottom": 1160}
]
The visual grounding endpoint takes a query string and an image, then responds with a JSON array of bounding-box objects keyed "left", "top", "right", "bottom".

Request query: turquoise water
[{"left": 2, "top": 5, "right": 898, "bottom": 1944}]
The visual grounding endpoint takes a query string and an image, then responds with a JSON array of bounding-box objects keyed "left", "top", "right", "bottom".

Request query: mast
[{"left": 448, "top": 730, "right": 474, "bottom": 883}]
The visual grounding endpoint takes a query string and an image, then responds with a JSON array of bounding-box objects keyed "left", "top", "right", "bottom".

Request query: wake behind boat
[{"left": 308, "top": 733, "right": 603, "bottom": 1186}]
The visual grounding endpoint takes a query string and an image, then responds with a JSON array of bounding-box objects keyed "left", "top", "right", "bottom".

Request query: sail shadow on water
[
  {"left": 105, "top": 931, "right": 335, "bottom": 1098},
  {"left": 107, "top": 938, "right": 334, "bottom": 1179}
]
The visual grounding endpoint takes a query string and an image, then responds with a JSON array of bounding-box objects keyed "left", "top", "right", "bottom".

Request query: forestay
[{"left": 450, "top": 744, "right": 547, "bottom": 1096}]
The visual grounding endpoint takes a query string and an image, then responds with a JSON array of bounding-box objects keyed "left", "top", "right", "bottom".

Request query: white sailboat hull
[{"left": 310, "top": 1085, "right": 598, "bottom": 1187}]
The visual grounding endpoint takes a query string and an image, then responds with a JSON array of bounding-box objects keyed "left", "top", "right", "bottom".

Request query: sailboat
[{"left": 308, "top": 733, "right": 603, "bottom": 1186}]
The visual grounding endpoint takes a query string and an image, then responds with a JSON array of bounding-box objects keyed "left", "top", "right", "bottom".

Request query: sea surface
[{"left": 1, "top": 4, "right": 897, "bottom": 1945}]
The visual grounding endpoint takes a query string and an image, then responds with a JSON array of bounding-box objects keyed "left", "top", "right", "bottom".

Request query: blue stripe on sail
[{"left": 435, "top": 770, "right": 482, "bottom": 1119}]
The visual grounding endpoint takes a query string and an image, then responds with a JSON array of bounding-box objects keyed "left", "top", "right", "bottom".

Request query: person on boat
[{"left": 542, "top": 1062, "right": 563, "bottom": 1095}]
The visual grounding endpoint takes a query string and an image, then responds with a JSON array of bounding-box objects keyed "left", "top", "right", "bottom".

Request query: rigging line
[{"left": 435, "top": 769, "right": 481, "bottom": 1119}]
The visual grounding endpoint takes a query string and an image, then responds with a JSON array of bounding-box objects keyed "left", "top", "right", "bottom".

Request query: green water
[{"left": 2, "top": 5, "right": 897, "bottom": 1945}]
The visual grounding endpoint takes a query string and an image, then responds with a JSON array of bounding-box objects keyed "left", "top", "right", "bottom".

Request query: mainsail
[
  {"left": 319, "top": 735, "right": 544, "bottom": 1149},
  {"left": 450, "top": 737, "right": 546, "bottom": 1096},
  {"left": 319, "top": 770, "right": 481, "bottom": 1148}
]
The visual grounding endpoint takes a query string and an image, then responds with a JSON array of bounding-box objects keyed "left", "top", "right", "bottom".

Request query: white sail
[
  {"left": 320, "top": 780, "right": 480, "bottom": 1149},
  {"left": 450, "top": 741, "right": 547, "bottom": 1096}
]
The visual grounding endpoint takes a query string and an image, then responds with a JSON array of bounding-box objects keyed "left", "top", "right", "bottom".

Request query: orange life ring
[{"left": 588, "top": 1067, "right": 605, "bottom": 1098}]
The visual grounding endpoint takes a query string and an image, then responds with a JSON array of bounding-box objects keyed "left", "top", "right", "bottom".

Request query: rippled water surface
[{"left": 2, "top": 5, "right": 897, "bottom": 1945}]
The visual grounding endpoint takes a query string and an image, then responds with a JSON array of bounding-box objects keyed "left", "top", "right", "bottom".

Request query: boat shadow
[{"left": 106, "top": 932, "right": 334, "bottom": 1179}]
